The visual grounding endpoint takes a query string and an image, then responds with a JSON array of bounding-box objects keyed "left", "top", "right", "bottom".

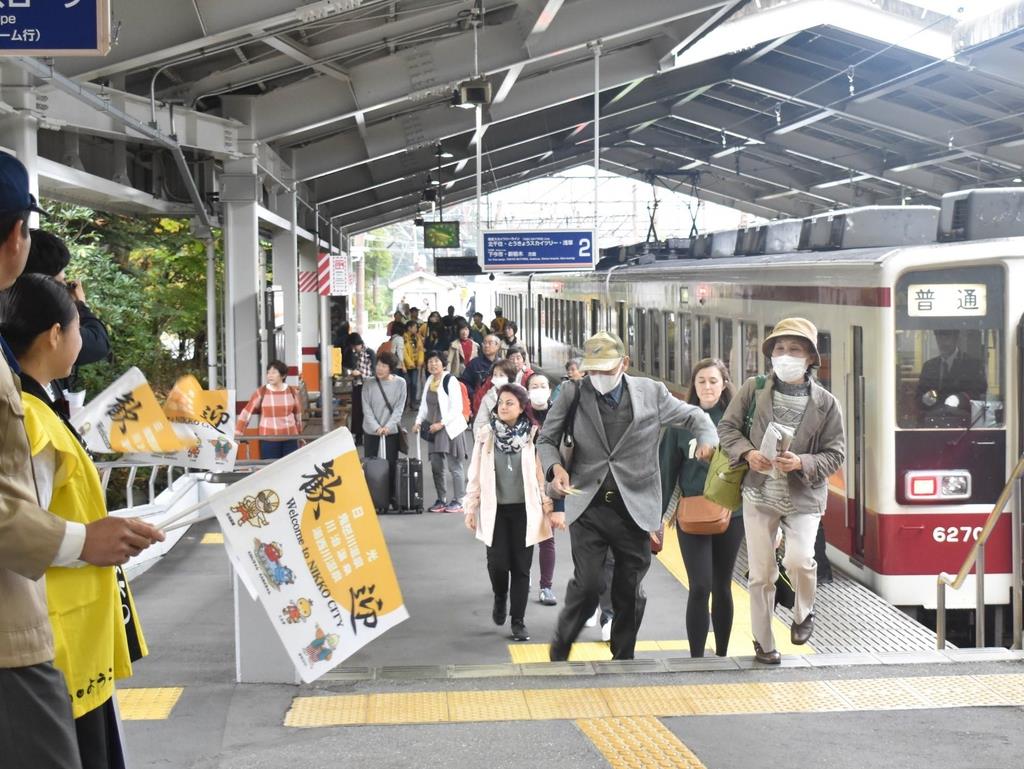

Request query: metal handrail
[{"left": 936, "top": 452, "right": 1024, "bottom": 649}]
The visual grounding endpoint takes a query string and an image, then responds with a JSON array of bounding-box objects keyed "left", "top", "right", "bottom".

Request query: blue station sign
[
  {"left": 482, "top": 230, "right": 595, "bottom": 271},
  {"left": 0, "top": 0, "right": 110, "bottom": 56}
]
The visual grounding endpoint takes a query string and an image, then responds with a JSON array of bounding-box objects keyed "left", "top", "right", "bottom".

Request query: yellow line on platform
[
  {"left": 576, "top": 716, "right": 708, "bottom": 769},
  {"left": 656, "top": 525, "right": 813, "bottom": 656},
  {"left": 509, "top": 640, "right": 691, "bottom": 664},
  {"left": 200, "top": 532, "right": 224, "bottom": 544},
  {"left": 283, "top": 673, "right": 1024, "bottom": 728},
  {"left": 117, "top": 687, "right": 184, "bottom": 720}
]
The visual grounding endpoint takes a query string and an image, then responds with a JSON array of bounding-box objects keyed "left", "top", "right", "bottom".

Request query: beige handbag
[{"left": 676, "top": 495, "right": 730, "bottom": 536}]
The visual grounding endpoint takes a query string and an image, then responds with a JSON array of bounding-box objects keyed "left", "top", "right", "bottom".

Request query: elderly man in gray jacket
[{"left": 538, "top": 332, "right": 719, "bottom": 660}]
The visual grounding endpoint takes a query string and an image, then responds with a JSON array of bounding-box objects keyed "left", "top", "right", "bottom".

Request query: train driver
[{"left": 914, "top": 329, "right": 987, "bottom": 422}]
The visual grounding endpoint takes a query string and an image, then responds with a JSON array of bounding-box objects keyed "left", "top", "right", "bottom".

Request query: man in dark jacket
[
  {"left": 342, "top": 333, "right": 376, "bottom": 446},
  {"left": 460, "top": 333, "right": 502, "bottom": 400},
  {"left": 24, "top": 230, "right": 111, "bottom": 413}
]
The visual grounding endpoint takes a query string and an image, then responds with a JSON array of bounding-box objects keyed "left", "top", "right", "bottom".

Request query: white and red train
[{"left": 485, "top": 189, "right": 1024, "bottom": 616}]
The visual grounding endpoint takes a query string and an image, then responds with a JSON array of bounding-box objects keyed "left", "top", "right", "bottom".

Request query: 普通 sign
[
  {"left": 908, "top": 284, "right": 987, "bottom": 317},
  {"left": 482, "top": 230, "right": 595, "bottom": 271},
  {"left": 0, "top": 0, "right": 110, "bottom": 56}
]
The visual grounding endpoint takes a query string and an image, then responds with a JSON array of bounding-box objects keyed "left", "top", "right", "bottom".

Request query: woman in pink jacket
[{"left": 464, "top": 384, "right": 566, "bottom": 642}]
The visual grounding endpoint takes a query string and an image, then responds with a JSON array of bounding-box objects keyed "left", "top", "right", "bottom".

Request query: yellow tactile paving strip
[
  {"left": 657, "top": 525, "right": 812, "bottom": 656},
  {"left": 509, "top": 639, "right": 692, "bottom": 664},
  {"left": 283, "top": 673, "right": 1024, "bottom": 728},
  {"left": 201, "top": 532, "right": 224, "bottom": 544},
  {"left": 576, "top": 716, "right": 708, "bottom": 769},
  {"left": 116, "top": 687, "right": 184, "bottom": 720}
]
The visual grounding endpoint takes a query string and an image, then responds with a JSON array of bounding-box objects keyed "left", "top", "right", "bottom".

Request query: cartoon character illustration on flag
[
  {"left": 205, "top": 428, "right": 407, "bottom": 682},
  {"left": 72, "top": 367, "right": 195, "bottom": 455},
  {"left": 137, "top": 375, "right": 239, "bottom": 471}
]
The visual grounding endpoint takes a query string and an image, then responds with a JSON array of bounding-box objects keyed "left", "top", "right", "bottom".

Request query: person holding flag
[{"left": 0, "top": 271, "right": 157, "bottom": 768}]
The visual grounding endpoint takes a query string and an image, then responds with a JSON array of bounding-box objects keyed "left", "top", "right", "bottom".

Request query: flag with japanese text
[
  {"left": 207, "top": 428, "right": 407, "bottom": 682},
  {"left": 136, "top": 375, "right": 238, "bottom": 471},
  {"left": 72, "top": 367, "right": 195, "bottom": 455}
]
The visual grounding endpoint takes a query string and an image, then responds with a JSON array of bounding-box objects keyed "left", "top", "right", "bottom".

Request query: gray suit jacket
[{"left": 537, "top": 375, "right": 719, "bottom": 532}]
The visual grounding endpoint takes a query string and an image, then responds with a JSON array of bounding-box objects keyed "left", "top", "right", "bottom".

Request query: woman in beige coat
[
  {"left": 448, "top": 321, "right": 480, "bottom": 377},
  {"left": 464, "top": 384, "right": 566, "bottom": 641}
]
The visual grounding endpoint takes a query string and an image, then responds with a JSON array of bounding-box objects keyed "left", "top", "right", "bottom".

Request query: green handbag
[{"left": 703, "top": 376, "right": 765, "bottom": 510}]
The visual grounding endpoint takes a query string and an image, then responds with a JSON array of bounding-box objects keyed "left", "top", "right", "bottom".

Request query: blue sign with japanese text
[
  {"left": 0, "top": 0, "right": 109, "bottom": 56},
  {"left": 482, "top": 230, "right": 595, "bottom": 271}
]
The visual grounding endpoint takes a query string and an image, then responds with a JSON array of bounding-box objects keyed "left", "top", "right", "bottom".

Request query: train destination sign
[
  {"left": 0, "top": 0, "right": 110, "bottom": 56},
  {"left": 907, "top": 283, "right": 987, "bottom": 317},
  {"left": 482, "top": 230, "right": 595, "bottom": 271}
]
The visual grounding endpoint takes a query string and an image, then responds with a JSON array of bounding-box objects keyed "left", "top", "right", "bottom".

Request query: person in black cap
[
  {"left": 24, "top": 229, "right": 111, "bottom": 414},
  {"left": 0, "top": 151, "right": 163, "bottom": 768}
]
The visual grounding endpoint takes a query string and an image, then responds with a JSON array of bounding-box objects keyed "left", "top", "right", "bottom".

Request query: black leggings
[
  {"left": 486, "top": 503, "right": 534, "bottom": 623},
  {"left": 677, "top": 516, "right": 745, "bottom": 657}
]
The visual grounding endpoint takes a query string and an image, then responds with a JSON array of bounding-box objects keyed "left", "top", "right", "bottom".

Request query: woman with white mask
[
  {"left": 717, "top": 318, "right": 846, "bottom": 665},
  {"left": 472, "top": 359, "right": 519, "bottom": 434},
  {"left": 525, "top": 373, "right": 560, "bottom": 606}
]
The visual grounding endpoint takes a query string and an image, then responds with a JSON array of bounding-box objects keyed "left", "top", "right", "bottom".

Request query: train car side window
[
  {"left": 616, "top": 301, "right": 626, "bottom": 343},
  {"left": 763, "top": 324, "right": 774, "bottom": 372},
  {"left": 699, "top": 316, "right": 712, "bottom": 360},
  {"left": 741, "top": 322, "right": 760, "bottom": 380},
  {"left": 666, "top": 312, "right": 677, "bottom": 384},
  {"left": 717, "top": 319, "right": 734, "bottom": 376},
  {"left": 679, "top": 313, "right": 692, "bottom": 388},
  {"left": 636, "top": 308, "right": 647, "bottom": 372},
  {"left": 651, "top": 310, "right": 662, "bottom": 379},
  {"left": 816, "top": 332, "right": 832, "bottom": 392}
]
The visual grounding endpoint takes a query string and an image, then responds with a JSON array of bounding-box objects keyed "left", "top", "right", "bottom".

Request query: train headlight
[{"left": 905, "top": 470, "right": 972, "bottom": 501}]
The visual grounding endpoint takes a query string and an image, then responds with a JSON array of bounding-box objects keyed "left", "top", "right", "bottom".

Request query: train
[{"left": 481, "top": 188, "right": 1024, "bottom": 627}]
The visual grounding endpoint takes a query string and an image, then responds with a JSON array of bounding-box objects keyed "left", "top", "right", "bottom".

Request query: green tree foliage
[
  {"left": 363, "top": 230, "right": 393, "bottom": 321},
  {"left": 39, "top": 201, "right": 222, "bottom": 396}
]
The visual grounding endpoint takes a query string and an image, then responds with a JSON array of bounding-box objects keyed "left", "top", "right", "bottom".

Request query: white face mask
[
  {"left": 490, "top": 375, "right": 509, "bottom": 389},
  {"left": 589, "top": 369, "right": 623, "bottom": 395},
  {"left": 772, "top": 355, "right": 808, "bottom": 383},
  {"left": 528, "top": 388, "right": 550, "bottom": 408}
]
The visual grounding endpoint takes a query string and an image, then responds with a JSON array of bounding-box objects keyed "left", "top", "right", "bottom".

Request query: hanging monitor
[{"left": 423, "top": 221, "right": 460, "bottom": 249}]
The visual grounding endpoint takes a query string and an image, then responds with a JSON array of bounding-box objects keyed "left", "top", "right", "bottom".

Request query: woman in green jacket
[{"left": 659, "top": 358, "right": 741, "bottom": 658}]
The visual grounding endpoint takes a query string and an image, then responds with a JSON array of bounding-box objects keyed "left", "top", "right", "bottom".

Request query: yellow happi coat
[{"left": 23, "top": 392, "right": 147, "bottom": 718}]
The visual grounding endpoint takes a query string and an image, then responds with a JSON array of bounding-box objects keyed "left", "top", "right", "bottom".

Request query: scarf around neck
[{"left": 490, "top": 412, "right": 533, "bottom": 455}]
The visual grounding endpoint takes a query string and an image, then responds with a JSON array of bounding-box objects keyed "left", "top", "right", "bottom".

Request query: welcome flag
[
  {"left": 72, "top": 368, "right": 194, "bottom": 455},
  {"left": 139, "top": 375, "right": 238, "bottom": 471},
  {"left": 207, "top": 428, "right": 407, "bottom": 682}
]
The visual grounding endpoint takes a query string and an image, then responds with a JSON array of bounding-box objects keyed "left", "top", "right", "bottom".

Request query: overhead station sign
[
  {"left": 0, "top": 0, "right": 111, "bottom": 56},
  {"left": 482, "top": 230, "right": 595, "bottom": 272}
]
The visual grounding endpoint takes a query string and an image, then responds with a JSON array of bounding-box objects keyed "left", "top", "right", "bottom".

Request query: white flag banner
[{"left": 208, "top": 428, "right": 407, "bottom": 682}]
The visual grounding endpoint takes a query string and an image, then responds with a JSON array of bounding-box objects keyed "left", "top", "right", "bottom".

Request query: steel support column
[{"left": 272, "top": 189, "right": 301, "bottom": 384}]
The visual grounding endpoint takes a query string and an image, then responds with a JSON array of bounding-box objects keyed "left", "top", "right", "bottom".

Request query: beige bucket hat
[
  {"left": 581, "top": 331, "right": 627, "bottom": 372},
  {"left": 762, "top": 317, "right": 821, "bottom": 367}
]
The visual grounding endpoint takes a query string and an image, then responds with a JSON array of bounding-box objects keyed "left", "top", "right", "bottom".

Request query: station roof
[{"left": 35, "top": 0, "right": 1024, "bottom": 235}]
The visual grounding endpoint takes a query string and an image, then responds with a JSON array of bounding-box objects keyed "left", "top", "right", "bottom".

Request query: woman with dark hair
[
  {"left": 235, "top": 359, "right": 303, "bottom": 459},
  {"left": 414, "top": 350, "right": 470, "bottom": 513},
  {"left": 362, "top": 351, "right": 407, "bottom": 511},
  {"left": 343, "top": 333, "right": 375, "bottom": 447},
  {"left": 0, "top": 273, "right": 152, "bottom": 769},
  {"left": 448, "top": 321, "right": 479, "bottom": 377},
  {"left": 658, "top": 358, "right": 740, "bottom": 658},
  {"left": 500, "top": 321, "right": 522, "bottom": 358},
  {"left": 464, "top": 383, "right": 565, "bottom": 641},
  {"left": 525, "top": 372, "right": 560, "bottom": 606},
  {"left": 472, "top": 359, "right": 518, "bottom": 433},
  {"left": 424, "top": 310, "right": 449, "bottom": 357}
]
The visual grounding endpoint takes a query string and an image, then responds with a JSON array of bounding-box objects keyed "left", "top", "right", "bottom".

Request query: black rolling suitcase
[
  {"left": 362, "top": 439, "right": 391, "bottom": 515},
  {"left": 393, "top": 434, "right": 423, "bottom": 514}
]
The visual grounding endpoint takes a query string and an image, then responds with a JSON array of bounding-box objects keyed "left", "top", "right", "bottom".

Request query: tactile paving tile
[
  {"left": 523, "top": 687, "right": 612, "bottom": 719},
  {"left": 576, "top": 716, "right": 708, "bottom": 769},
  {"left": 747, "top": 680, "right": 850, "bottom": 712},
  {"left": 824, "top": 677, "right": 929, "bottom": 710},
  {"left": 899, "top": 675, "right": 1019, "bottom": 708},
  {"left": 510, "top": 640, "right": 692, "bottom": 664},
  {"left": 680, "top": 683, "right": 786, "bottom": 715},
  {"left": 200, "top": 532, "right": 224, "bottom": 544},
  {"left": 116, "top": 687, "right": 184, "bottom": 720},
  {"left": 366, "top": 691, "right": 449, "bottom": 724},
  {"left": 599, "top": 685, "right": 694, "bottom": 717},
  {"left": 970, "top": 674, "right": 1024, "bottom": 705},
  {"left": 284, "top": 694, "right": 368, "bottom": 728},
  {"left": 447, "top": 690, "right": 531, "bottom": 722}
]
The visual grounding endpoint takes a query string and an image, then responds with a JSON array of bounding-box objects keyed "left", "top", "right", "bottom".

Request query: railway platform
[{"left": 117, "top": 429, "right": 1023, "bottom": 769}]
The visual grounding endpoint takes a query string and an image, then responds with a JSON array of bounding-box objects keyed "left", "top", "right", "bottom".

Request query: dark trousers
[
  {"left": 0, "top": 662, "right": 82, "bottom": 769},
  {"left": 261, "top": 439, "right": 298, "bottom": 459},
  {"left": 677, "top": 516, "right": 745, "bottom": 657},
  {"left": 75, "top": 696, "right": 125, "bottom": 769},
  {"left": 364, "top": 432, "right": 400, "bottom": 507},
  {"left": 552, "top": 503, "right": 651, "bottom": 660},
  {"left": 404, "top": 369, "right": 419, "bottom": 406},
  {"left": 350, "top": 384, "right": 364, "bottom": 445},
  {"left": 487, "top": 503, "right": 534, "bottom": 622}
]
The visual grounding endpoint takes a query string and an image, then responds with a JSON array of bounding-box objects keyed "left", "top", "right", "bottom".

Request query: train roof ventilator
[{"left": 938, "top": 188, "right": 1024, "bottom": 242}]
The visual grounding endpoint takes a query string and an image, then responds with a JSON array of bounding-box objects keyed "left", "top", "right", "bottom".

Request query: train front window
[{"left": 895, "top": 267, "right": 1004, "bottom": 429}]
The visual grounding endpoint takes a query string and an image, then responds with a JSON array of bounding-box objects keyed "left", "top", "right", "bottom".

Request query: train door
[
  {"left": 535, "top": 293, "right": 544, "bottom": 368},
  {"left": 591, "top": 299, "right": 600, "bottom": 339},
  {"left": 850, "top": 325, "right": 866, "bottom": 557}
]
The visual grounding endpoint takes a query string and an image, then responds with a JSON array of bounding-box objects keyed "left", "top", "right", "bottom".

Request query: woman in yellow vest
[{"left": 0, "top": 273, "right": 146, "bottom": 769}]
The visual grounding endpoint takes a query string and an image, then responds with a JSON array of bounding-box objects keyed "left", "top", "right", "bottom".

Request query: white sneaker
[
  {"left": 584, "top": 607, "right": 600, "bottom": 628},
  {"left": 601, "top": 618, "right": 612, "bottom": 643}
]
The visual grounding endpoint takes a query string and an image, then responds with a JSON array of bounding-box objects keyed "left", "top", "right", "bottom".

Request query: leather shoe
[
  {"left": 753, "top": 641, "right": 781, "bottom": 665},
  {"left": 790, "top": 612, "right": 815, "bottom": 645},
  {"left": 492, "top": 594, "right": 507, "bottom": 626},
  {"left": 549, "top": 637, "right": 571, "bottom": 661}
]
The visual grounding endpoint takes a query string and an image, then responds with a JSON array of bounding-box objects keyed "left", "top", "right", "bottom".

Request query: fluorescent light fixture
[
  {"left": 813, "top": 173, "right": 871, "bottom": 189},
  {"left": 758, "top": 190, "right": 798, "bottom": 201},
  {"left": 888, "top": 152, "right": 968, "bottom": 173},
  {"left": 774, "top": 110, "right": 833, "bottom": 135},
  {"left": 608, "top": 77, "right": 646, "bottom": 106},
  {"left": 711, "top": 146, "right": 744, "bottom": 159},
  {"left": 681, "top": 160, "right": 704, "bottom": 170},
  {"left": 531, "top": 0, "right": 564, "bottom": 34},
  {"left": 493, "top": 63, "right": 524, "bottom": 104},
  {"left": 539, "top": 150, "right": 554, "bottom": 161}
]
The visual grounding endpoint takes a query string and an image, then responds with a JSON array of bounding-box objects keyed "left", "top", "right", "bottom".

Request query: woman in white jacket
[
  {"left": 414, "top": 351, "right": 470, "bottom": 513},
  {"left": 464, "top": 384, "right": 566, "bottom": 641}
]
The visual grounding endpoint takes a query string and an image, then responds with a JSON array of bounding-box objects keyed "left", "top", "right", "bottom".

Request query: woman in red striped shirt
[{"left": 235, "top": 360, "right": 304, "bottom": 460}]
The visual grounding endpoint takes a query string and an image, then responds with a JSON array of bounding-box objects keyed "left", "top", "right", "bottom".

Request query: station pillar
[
  {"left": 0, "top": 64, "right": 39, "bottom": 223},
  {"left": 271, "top": 187, "right": 300, "bottom": 385},
  {"left": 298, "top": 242, "right": 320, "bottom": 399}
]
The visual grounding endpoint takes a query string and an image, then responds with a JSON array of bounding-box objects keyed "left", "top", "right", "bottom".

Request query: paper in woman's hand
[{"left": 758, "top": 422, "right": 796, "bottom": 477}]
